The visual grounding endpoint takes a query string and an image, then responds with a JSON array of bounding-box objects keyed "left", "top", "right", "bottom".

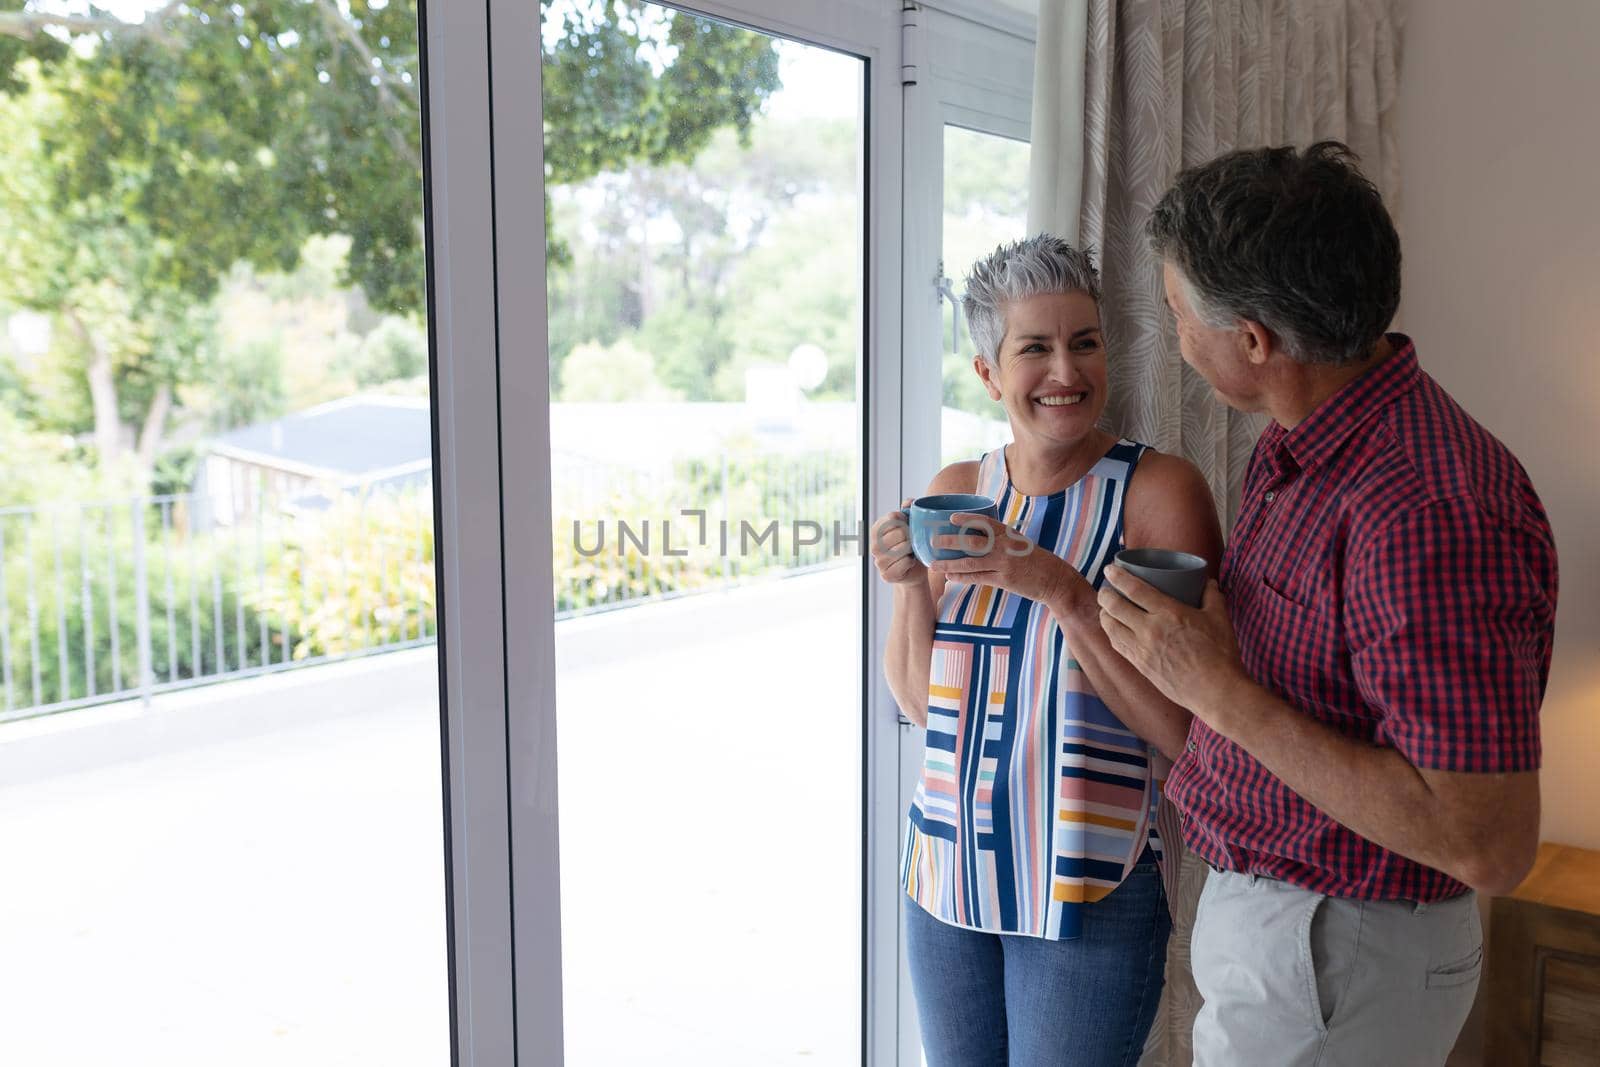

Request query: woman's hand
[
  {"left": 927, "top": 513, "right": 1094, "bottom": 616},
  {"left": 870, "top": 499, "right": 928, "bottom": 586}
]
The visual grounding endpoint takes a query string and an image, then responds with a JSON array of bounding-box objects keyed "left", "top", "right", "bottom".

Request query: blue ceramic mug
[{"left": 908, "top": 493, "right": 999, "bottom": 566}]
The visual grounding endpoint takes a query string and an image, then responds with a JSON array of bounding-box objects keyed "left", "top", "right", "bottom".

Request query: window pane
[
  {"left": 541, "top": 5, "right": 863, "bottom": 1062},
  {"left": 0, "top": 1, "right": 447, "bottom": 1061},
  {"left": 940, "top": 125, "right": 1030, "bottom": 468}
]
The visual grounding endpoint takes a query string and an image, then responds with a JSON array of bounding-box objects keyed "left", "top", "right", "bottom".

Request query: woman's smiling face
[{"left": 977, "top": 289, "right": 1108, "bottom": 447}]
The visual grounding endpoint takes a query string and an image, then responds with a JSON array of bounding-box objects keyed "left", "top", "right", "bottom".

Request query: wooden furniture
[{"left": 1486, "top": 842, "right": 1600, "bottom": 1066}]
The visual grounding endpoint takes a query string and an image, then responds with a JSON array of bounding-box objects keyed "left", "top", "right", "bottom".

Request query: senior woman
[{"left": 872, "top": 235, "right": 1223, "bottom": 1066}]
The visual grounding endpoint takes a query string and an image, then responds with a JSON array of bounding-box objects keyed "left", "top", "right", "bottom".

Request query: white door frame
[
  {"left": 418, "top": 0, "right": 531, "bottom": 1058},
  {"left": 423, "top": 0, "right": 910, "bottom": 1061},
  {"left": 897, "top": 5, "right": 1034, "bottom": 1064}
]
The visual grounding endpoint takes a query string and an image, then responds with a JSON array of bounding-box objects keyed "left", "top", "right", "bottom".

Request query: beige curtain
[
  {"left": 1029, "top": 2, "right": 1403, "bottom": 1065},
  {"left": 1079, "top": 0, "right": 1402, "bottom": 529}
]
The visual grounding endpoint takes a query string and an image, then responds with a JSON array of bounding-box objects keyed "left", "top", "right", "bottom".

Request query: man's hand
[
  {"left": 927, "top": 513, "right": 1093, "bottom": 617},
  {"left": 1096, "top": 564, "right": 1253, "bottom": 728}
]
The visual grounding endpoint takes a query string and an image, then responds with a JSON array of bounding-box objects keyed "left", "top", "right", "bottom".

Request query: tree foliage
[
  {"left": 2, "top": 0, "right": 779, "bottom": 311},
  {"left": 541, "top": 2, "right": 779, "bottom": 259},
  {"left": 547, "top": 114, "right": 860, "bottom": 402},
  {"left": 0, "top": 0, "right": 66, "bottom": 94},
  {"left": 0, "top": 0, "right": 779, "bottom": 480}
]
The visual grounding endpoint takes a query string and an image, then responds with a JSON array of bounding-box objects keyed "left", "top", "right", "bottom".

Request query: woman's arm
[
  {"left": 881, "top": 461, "right": 977, "bottom": 727},
  {"left": 1048, "top": 451, "right": 1223, "bottom": 760}
]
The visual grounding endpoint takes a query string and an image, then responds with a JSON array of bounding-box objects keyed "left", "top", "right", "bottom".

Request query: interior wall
[{"left": 1394, "top": 0, "right": 1600, "bottom": 853}]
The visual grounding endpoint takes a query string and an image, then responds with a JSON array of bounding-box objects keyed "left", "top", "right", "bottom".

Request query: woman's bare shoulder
[
  {"left": 1125, "top": 449, "right": 1223, "bottom": 567},
  {"left": 1128, "top": 449, "right": 1210, "bottom": 503},
  {"left": 925, "top": 459, "right": 981, "bottom": 496}
]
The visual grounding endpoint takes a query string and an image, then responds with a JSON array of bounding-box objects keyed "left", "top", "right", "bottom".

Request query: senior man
[{"left": 1098, "top": 142, "right": 1559, "bottom": 1066}]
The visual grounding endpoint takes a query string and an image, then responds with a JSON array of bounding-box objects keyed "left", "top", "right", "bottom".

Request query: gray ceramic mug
[{"left": 1111, "top": 548, "right": 1208, "bottom": 608}]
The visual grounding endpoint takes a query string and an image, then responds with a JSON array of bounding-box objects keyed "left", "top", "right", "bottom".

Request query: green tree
[
  {"left": 343, "top": 315, "right": 428, "bottom": 387},
  {"left": 189, "top": 337, "right": 291, "bottom": 432},
  {"left": 716, "top": 199, "right": 861, "bottom": 401},
  {"left": 0, "top": 76, "right": 219, "bottom": 480},
  {"left": 0, "top": 407, "right": 100, "bottom": 507},
  {"left": 541, "top": 2, "right": 780, "bottom": 265},
  {"left": 0, "top": 0, "right": 65, "bottom": 93},
  {"left": 635, "top": 303, "right": 731, "bottom": 399},
  {"left": 0, "top": 0, "right": 779, "bottom": 482},
  {"left": 943, "top": 128, "right": 1031, "bottom": 224},
  {"left": 558, "top": 338, "right": 681, "bottom": 402},
  {"left": 545, "top": 114, "right": 854, "bottom": 400}
]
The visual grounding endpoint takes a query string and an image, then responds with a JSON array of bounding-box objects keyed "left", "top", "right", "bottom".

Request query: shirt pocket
[
  {"left": 1241, "top": 574, "right": 1332, "bottom": 641},
  {"left": 1238, "top": 578, "right": 1341, "bottom": 707},
  {"left": 1260, "top": 570, "right": 1323, "bottom": 614}
]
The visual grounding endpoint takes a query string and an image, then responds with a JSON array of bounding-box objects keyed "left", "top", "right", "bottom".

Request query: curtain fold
[
  {"left": 1027, "top": 3, "right": 1402, "bottom": 1064},
  {"left": 1026, "top": 0, "right": 1092, "bottom": 243}
]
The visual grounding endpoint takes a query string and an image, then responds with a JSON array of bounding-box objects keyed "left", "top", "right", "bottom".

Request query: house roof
[
  {"left": 209, "top": 396, "right": 432, "bottom": 480},
  {"left": 210, "top": 395, "right": 1010, "bottom": 480}
]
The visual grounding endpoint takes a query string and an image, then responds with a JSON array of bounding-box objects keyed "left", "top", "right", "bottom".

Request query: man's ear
[
  {"left": 973, "top": 355, "right": 1002, "bottom": 400},
  {"left": 1239, "top": 319, "right": 1275, "bottom": 366}
]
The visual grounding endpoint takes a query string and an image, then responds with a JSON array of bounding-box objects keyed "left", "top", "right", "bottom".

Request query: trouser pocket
[
  {"left": 1425, "top": 898, "right": 1483, "bottom": 992},
  {"left": 1426, "top": 943, "right": 1482, "bottom": 989},
  {"left": 1297, "top": 892, "right": 1333, "bottom": 1035},
  {"left": 1424, "top": 893, "right": 1483, "bottom": 990}
]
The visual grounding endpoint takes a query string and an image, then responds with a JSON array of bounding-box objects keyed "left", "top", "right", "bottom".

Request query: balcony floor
[{"left": 0, "top": 567, "right": 860, "bottom": 1066}]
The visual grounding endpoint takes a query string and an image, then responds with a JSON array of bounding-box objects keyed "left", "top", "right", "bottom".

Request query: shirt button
[
  {"left": 1264, "top": 491, "right": 1276, "bottom": 503},
  {"left": 1186, "top": 739, "right": 1198, "bottom": 753}
]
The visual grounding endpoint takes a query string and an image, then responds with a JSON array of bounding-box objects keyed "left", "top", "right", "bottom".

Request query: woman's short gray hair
[{"left": 962, "top": 235, "right": 1101, "bottom": 365}]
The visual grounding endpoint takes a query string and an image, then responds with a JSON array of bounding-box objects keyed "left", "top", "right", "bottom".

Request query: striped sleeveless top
[{"left": 901, "top": 440, "right": 1165, "bottom": 941}]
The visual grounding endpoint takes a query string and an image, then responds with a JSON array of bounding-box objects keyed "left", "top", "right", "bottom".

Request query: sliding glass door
[
  {"left": 0, "top": 0, "right": 449, "bottom": 1062},
  {"left": 458, "top": 1, "right": 1027, "bottom": 1059},
  {"left": 484, "top": 0, "right": 910, "bottom": 1063},
  {"left": 538, "top": 6, "right": 866, "bottom": 1061}
]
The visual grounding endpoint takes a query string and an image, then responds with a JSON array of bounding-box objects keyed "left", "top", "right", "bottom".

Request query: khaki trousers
[{"left": 1190, "top": 868, "right": 1481, "bottom": 1067}]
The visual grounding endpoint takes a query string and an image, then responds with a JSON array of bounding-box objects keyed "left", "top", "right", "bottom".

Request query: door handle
[{"left": 936, "top": 269, "right": 961, "bottom": 354}]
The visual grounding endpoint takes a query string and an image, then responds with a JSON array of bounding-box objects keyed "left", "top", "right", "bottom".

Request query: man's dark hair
[{"left": 1147, "top": 141, "right": 1401, "bottom": 365}]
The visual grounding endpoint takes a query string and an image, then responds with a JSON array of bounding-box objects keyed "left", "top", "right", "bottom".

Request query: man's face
[{"left": 1162, "top": 261, "right": 1262, "bottom": 413}]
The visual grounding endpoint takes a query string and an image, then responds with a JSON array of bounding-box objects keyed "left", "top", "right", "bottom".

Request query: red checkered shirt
[{"left": 1166, "top": 336, "right": 1558, "bottom": 901}]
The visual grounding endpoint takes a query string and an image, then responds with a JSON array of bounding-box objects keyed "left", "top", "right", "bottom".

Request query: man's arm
[
  {"left": 1202, "top": 670, "right": 1539, "bottom": 895},
  {"left": 1099, "top": 490, "right": 1556, "bottom": 896}
]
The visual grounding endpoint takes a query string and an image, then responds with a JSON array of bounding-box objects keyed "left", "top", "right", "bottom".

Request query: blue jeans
[{"left": 905, "top": 854, "right": 1170, "bottom": 1067}]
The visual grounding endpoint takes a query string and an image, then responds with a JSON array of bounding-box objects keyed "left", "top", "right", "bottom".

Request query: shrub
[
  {"left": 0, "top": 448, "right": 858, "bottom": 714},
  {"left": 0, "top": 501, "right": 281, "bottom": 709},
  {"left": 552, "top": 476, "right": 723, "bottom": 616},
  {"left": 345, "top": 315, "right": 429, "bottom": 387},
  {"left": 252, "top": 489, "right": 435, "bottom": 659}
]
